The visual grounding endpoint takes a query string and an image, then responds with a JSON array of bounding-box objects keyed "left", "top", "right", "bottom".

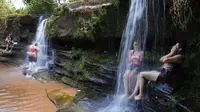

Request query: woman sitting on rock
[
  {"left": 4, "top": 33, "right": 17, "bottom": 52},
  {"left": 129, "top": 43, "right": 184, "bottom": 100},
  {"left": 123, "top": 41, "right": 143, "bottom": 98}
]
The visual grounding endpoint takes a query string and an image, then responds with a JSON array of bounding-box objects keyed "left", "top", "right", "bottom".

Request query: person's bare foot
[
  {"left": 128, "top": 92, "right": 138, "bottom": 99},
  {"left": 133, "top": 91, "right": 138, "bottom": 96},
  {"left": 128, "top": 92, "right": 137, "bottom": 100},
  {"left": 122, "top": 94, "right": 129, "bottom": 99},
  {"left": 134, "top": 95, "right": 144, "bottom": 100}
]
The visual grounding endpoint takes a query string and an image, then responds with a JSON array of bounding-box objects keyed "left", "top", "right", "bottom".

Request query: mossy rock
[
  {"left": 57, "top": 103, "right": 85, "bottom": 112},
  {"left": 47, "top": 89, "right": 75, "bottom": 110},
  {"left": 62, "top": 76, "right": 79, "bottom": 87},
  {"left": 32, "top": 70, "right": 62, "bottom": 82}
]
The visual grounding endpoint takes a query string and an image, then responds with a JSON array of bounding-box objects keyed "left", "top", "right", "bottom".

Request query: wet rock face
[
  {"left": 47, "top": 1, "right": 121, "bottom": 39},
  {"left": 0, "top": 15, "right": 37, "bottom": 66},
  {"left": 46, "top": 0, "right": 129, "bottom": 53},
  {"left": 54, "top": 49, "right": 118, "bottom": 92},
  {"left": 0, "top": 15, "right": 37, "bottom": 41},
  {"left": 141, "top": 82, "right": 192, "bottom": 112}
]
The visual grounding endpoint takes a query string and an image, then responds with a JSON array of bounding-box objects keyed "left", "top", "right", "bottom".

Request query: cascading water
[
  {"left": 98, "top": 0, "right": 148, "bottom": 111},
  {"left": 34, "top": 19, "right": 48, "bottom": 70},
  {"left": 23, "top": 16, "right": 49, "bottom": 73}
]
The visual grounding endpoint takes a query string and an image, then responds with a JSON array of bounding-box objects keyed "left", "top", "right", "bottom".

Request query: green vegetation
[
  {"left": 46, "top": 15, "right": 59, "bottom": 37},
  {"left": 45, "top": 7, "right": 109, "bottom": 40},
  {"left": 0, "top": 0, "right": 15, "bottom": 16},
  {"left": 12, "top": 17, "right": 21, "bottom": 33},
  {"left": 0, "top": 17, "right": 7, "bottom": 32},
  {"left": 170, "top": 0, "right": 192, "bottom": 30},
  {"left": 175, "top": 37, "right": 200, "bottom": 103},
  {"left": 23, "top": 0, "right": 57, "bottom": 14},
  {"left": 73, "top": 8, "right": 107, "bottom": 40},
  {"left": 0, "top": 0, "right": 58, "bottom": 16},
  {"left": 57, "top": 49, "right": 116, "bottom": 85}
]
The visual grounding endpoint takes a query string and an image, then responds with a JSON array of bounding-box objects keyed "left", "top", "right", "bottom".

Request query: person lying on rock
[
  {"left": 123, "top": 41, "right": 143, "bottom": 98},
  {"left": 4, "top": 33, "right": 17, "bottom": 52},
  {"left": 129, "top": 43, "right": 184, "bottom": 100}
]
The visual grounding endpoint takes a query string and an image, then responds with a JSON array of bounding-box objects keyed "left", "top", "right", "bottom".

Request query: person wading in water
[{"left": 27, "top": 43, "right": 39, "bottom": 71}]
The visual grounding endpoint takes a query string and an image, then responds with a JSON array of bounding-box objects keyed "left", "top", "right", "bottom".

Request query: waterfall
[
  {"left": 98, "top": 0, "right": 148, "bottom": 111},
  {"left": 116, "top": 0, "right": 148, "bottom": 95},
  {"left": 23, "top": 16, "right": 49, "bottom": 72},
  {"left": 34, "top": 19, "right": 48, "bottom": 70}
]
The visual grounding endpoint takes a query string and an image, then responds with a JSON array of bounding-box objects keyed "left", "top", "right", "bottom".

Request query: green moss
[
  {"left": 0, "top": 17, "right": 7, "bottom": 32},
  {"left": 62, "top": 76, "right": 79, "bottom": 87},
  {"left": 84, "top": 51, "right": 116, "bottom": 63},
  {"left": 12, "top": 17, "right": 21, "bottom": 32},
  {"left": 110, "top": 0, "right": 120, "bottom": 7},
  {"left": 73, "top": 8, "right": 107, "bottom": 40},
  {"left": 47, "top": 89, "right": 75, "bottom": 109},
  {"left": 57, "top": 103, "right": 85, "bottom": 112},
  {"left": 52, "top": 74, "right": 62, "bottom": 81},
  {"left": 60, "top": 50, "right": 116, "bottom": 84},
  {"left": 46, "top": 15, "right": 59, "bottom": 37}
]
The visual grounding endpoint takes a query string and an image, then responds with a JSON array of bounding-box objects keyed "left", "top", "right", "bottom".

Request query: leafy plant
[
  {"left": 46, "top": 15, "right": 59, "bottom": 37},
  {"left": 23, "top": 0, "right": 57, "bottom": 14},
  {"left": 0, "top": 0, "right": 14, "bottom": 16},
  {"left": 170, "top": 0, "right": 192, "bottom": 30},
  {"left": 12, "top": 17, "right": 21, "bottom": 33},
  {"left": 73, "top": 8, "right": 107, "bottom": 39}
]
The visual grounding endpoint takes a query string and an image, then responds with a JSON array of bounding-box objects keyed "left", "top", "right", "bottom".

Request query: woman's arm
[
  {"left": 129, "top": 50, "right": 134, "bottom": 58},
  {"left": 139, "top": 51, "right": 144, "bottom": 61},
  {"left": 159, "top": 52, "right": 173, "bottom": 62},
  {"left": 160, "top": 45, "right": 178, "bottom": 62},
  {"left": 163, "top": 55, "right": 183, "bottom": 63}
]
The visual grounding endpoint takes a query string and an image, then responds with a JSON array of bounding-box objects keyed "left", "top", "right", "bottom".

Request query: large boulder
[
  {"left": 46, "top": 0, "right": 125, "bottom": 39},
  {"left": 47, "top": 0, "right": 129, "bottom": 52}
]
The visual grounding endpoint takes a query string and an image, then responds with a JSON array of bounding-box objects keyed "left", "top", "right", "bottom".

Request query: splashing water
[
  {"left": 34, "top": 19, "right": 48, "bottom": 70},
  {"left": 23, "top": 16, "right": 49, "bottom": 72},
  {"left": 116, "top": 0, "right": 148, "bottom": 95},
  {"left": 98, "top": 0, "right": 148, "bottom": 111}
]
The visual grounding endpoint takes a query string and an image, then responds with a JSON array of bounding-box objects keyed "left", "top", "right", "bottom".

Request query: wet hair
[
  {"left": 177, "top": 42, "right": 186, "bottom": 55},
  {"left": 132, "top": 40, "right": 142, "bottom": 51},
  {"left": 8, "top": 33, "right": 13, "bottom": 40},
  {"left": 34, "top": 43, "right": 38, "bottom": 46},
  {"left": 131, "top": 40, "right": 136, "bottom": 49}
]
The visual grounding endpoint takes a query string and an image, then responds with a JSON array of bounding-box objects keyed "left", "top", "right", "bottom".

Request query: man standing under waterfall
[{"left": 27, "top": 43, "right": 39, "bottom": 71}]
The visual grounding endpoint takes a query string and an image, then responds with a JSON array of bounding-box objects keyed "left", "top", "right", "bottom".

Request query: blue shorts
[
  {"left": 29, "top": 56, "right": 37, "bottom": 62},
  {"left": 128, "top": 64, "right": 140, "bottom": 71}
]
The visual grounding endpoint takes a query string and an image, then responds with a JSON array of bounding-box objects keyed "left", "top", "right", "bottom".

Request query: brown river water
[{"left": 0, "top": 64, "right": 76, "bottom": 112}]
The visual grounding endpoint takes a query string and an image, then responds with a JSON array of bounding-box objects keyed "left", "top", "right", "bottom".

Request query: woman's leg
[
  {"left": 123, "top": 70, "right": 131, "bottom": 96},
  {"left": 4, "top": 44, "right": 9, "bottom": 51},
  {"left": 134, "top": 71, "right": 160, "bottom": 100},
  {"left": 128, "top": 70, "right": 137, "bottom": 94},
  {"left": 9, "top": 44, "right": 14, "bottom": 52},
  {"left": 128, "top": 77, "right": 139, "bottom": 99}
]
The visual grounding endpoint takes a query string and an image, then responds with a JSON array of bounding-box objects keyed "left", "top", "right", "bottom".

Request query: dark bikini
[{"left": 156, "top": 63, "right": 181, "bottom": 83}]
